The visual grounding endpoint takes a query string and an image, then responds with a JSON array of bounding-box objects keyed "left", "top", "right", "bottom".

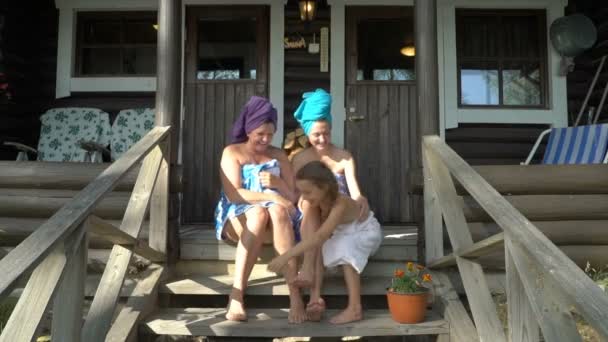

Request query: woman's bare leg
[
  {"left": 223, "top": 207, "right": 269, "bottom": 321},
  {"left": 329, "top": 264, "right": 363, "bottom": 324},
  {"left": 295, "top": 200, "right": 321, "bottom": 287},
  {"left": 268, "top": 205, "right": 307, "bottom": 323}
]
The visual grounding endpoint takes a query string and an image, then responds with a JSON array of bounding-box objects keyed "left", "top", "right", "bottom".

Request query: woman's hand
[
  {"left": 259, "top": 171, "right": 284, "bottom": 189},
  {"left": 268, "top": 254, "right": 289, "bottom": 273},
  {"left": 273, "top": 194, "right": 297, "bottom": 218},
  {"left": 355, "top": 196, "right": 370, "bottom": 222}
]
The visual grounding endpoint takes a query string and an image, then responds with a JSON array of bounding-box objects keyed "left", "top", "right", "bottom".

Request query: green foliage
[
  {"left": 585, "top": 262, "right": 608, "bottom": 291},
  {"left": 389, "top": 262, "right": 432, "bottom": 294},
  {"left": 0, "top": 297, "right": 17, "bottom": 334}
]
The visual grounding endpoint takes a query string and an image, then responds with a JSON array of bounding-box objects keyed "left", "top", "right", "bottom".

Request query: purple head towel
[{"left": 231, "top": 96, "right": 278, "bottom": 144}]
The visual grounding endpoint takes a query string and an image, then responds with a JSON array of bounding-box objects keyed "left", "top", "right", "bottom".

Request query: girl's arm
[
  {"left": 220, "top": 146, "right": 282, "bottom": 204},
  {"left": 343, "top": 154, "right": 370, "bottom": 220},
  {"left": 267, "top": 200, "right": 347, "bottom": 272}
]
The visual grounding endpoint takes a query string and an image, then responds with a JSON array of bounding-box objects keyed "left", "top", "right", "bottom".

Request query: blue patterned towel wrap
[
  {"left": 214, "top": 159, "right": 302, "bottom": 241},
  {"left": 335, "top": 172, "right": 350, "bottom": 196}
]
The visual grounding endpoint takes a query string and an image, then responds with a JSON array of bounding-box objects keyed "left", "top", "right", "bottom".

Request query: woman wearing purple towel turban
[{"left": 214, "top": 96, "right": 306, "bottom": 323}]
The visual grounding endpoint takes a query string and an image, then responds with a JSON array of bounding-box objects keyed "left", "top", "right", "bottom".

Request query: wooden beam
[
  {"left": 429, "top": 232, "right": 504, "bottom": 269},
  {"left": 0, "top": 192, "right": 130, "bottom": 219},
  {"left": 0, "top": 217, "right": 149, "bottom": 248},
  {"left": 423, "top": 148, "right": 443, "bottom": 263},
  {"left": 155, "top": 0, "right": 181, "bottom": 164},
  {"left": 51, "top": 228, "right": 88, "bottom": 342},
  {"left": 506, "top": 243, "right": 539, "bottom": 342},
  {"left": 0, "top": 227, "right": 85, "bottom": 342},
  {"left": 150, "top": 141, "right": 169, "bottom": 255},
  {"left": 506, "top": 237, "right": 582, "bottom": 342},
  {"left": 424, "top": 150, "right": 507, "bottom": 342},
  {"left": 82, "top": 146, "right": 163, "bottom": 341},
  {"left": 0, "top": 162, "right": 182, "bottom": 191},
  {"left": 88, "top": 216, "right": 164, "bottom": 262},
  {"left": 0, "top": 126, "right": 169, "bottom": 300},
  {"left": 462, "top": 194, "right": 608, "bottom": 222},
  {"left": 427, "top": 271, "right": 479, "bottom": 342},
  {"left": 105, "top": 264, "right": 164, "bottom": 342},
  {"left": 414, "top": 0, "right": 439, "bottom": 138},
  {"left": 468, "top": 220, "right": 608, "bottom": 245},
  {"left": 424, "top": 135, "right": 608, "bottom": 339},
  {"left": 409, "top": 164, "right": 608, "bottom": 195}
]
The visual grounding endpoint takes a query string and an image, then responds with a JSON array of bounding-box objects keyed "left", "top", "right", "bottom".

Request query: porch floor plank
[{"left": 142, "top": 308, "right": 448, "bottom": 337}]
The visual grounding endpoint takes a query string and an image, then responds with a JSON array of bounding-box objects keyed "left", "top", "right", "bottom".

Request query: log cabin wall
[
  {"left": 566, "top": 0, "right": 608, "bottom": 123},
  {"left": 283, "top": 1, "right": 330, "bottom": 136},
  {"left": 0, "top": 1, "right": 58, "bottom": 160}
]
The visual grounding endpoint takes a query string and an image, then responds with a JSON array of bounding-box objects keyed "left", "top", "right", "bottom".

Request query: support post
[
  {"left": 155, "top": 0, "right": 181, "bottom": 261},
  {"left": 415, "top": 0, "right": 440, "bottom": 139}
]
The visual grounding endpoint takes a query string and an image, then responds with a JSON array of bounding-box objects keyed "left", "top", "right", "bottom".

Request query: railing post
[
  {"left": 51, "top": 221, "right": 88, "bottom": 342},
  {"left": 150, "top": 140, "right": 170, "bottom": 256},
  {"left": 423, "top": 147, "right": 443, "bottom": 264},
  {"left": 506, "top": 237, "right": 539, "bottom": 342}
]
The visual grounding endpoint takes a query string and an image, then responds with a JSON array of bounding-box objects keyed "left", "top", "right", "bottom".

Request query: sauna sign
[{"left": 284, "top": 36, "right": 306, "bottom": 49}]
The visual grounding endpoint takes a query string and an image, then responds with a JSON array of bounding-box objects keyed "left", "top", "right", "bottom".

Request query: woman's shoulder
[{"left": 292, "top": 148, "right": 316, "bottom": 168}]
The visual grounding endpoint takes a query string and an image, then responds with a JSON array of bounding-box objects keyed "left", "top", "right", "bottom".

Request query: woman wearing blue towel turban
[
  {"left": 215, "top": 96, "right": 307, "bottom": 323},
  {"left": 289, "top": 88, "right": 370, "bottom": 322}
]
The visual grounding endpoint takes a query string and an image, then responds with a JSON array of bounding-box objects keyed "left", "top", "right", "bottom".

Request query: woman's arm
[
  {"left": 267, "top": 200, "right": 347, "bottom": 272},
  {"left": 343, "top": 154, "right": 370, "bottom": 220},
  {"left": 220, "top": 146, "right": 281, "bottom": 204}
]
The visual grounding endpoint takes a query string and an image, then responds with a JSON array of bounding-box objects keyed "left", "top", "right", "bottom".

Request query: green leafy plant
[
  {"left": 389, "top": 262, "right": 432, "bottom": 294},
  {"left": 585, "top": 262, "right": 608, "bottom": 292}
]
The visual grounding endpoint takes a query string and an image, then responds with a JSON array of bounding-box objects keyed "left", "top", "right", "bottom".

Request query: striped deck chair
[{"left": 523, "top": 124, "right": 608, "bottom": 165}]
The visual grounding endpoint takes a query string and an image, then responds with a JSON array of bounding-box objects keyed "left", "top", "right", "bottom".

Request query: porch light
[
  {"left": 299, "top": 0, "right": 317, "bottom": 22},
  {"left": 153, "top": 24, "right": 159, "bottom": 30},
  {"left": 400, "top": 45, "right": 415, "bottom": 57}
]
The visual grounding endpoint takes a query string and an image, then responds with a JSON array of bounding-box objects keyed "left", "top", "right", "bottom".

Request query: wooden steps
[
  {"left": 162, "top": 274, "right": 392, "bottom": 296},
  {"left": 136, "top": 224, "right": 434, "bottom": 339},
  {"left": 142, "top": 308, "right": 448, "bottom": 337}
]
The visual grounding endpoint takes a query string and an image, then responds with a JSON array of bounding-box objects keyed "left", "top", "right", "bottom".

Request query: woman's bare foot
[
  {"left": 306, "top": 297, "right": 326, "bottom": 322},
  {"left": 225, "top": 295, "right": 247, "bottom": 321},
  {"left": 329, "top": 305, "right": 362, "bottom": 325},
  {"left": 291, "top": 271, "right": 313, "bottom": 288},
  {"left": 288, "top": 295, "right": 308, "bottom": 324}
]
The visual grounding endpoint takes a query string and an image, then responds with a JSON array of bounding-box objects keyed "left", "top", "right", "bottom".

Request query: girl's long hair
[{"left": 295, "top": 161, "right": 339, "bottom": 203}]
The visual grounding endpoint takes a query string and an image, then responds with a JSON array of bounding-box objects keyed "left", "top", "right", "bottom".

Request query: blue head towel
[{"left": 293, "top": 89, "right": 332, "bottom": 135}]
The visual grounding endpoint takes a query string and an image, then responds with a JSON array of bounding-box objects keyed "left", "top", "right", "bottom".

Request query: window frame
[
  {"left": 75, "top": 11, "right": 158, "bottom": 77},
  {"left": 455, "top": 9, "right": 549, "bottom": 109}
]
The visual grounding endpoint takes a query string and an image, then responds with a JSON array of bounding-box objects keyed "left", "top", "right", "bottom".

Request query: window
[
  {"left": 456, "top": 10, "right": 548, "bottom": 108},
  {"left": 76, "top": 12, "right": 157, "bottom": 76},
  {"left": 196, "top": 18, "right": 258, "bottom": 80},
  {"left": 349, "top": 7, "right": 415, "bottom": 82}
]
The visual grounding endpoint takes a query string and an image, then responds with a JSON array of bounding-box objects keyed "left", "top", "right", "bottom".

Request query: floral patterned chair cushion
[
  {"left": 110, "top": 108, "right": 155, "bottom": 160},
  {"left": 37, "top": 107, "right": 112, "bottom": 162}
]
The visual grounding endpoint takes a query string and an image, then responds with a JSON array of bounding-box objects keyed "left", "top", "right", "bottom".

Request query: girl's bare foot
[
  {"left": 329, "top": 305, "right": 362, "bottom": 324},
  {"left": 306, "top": 297, "right": 326, "bottom": 322},
  {"left": 225, "top": 295, "right": 247, "bottom": 321},
  {"left": 288, "top": 295, "right": 308, "bottom": 324},
  {"left": 291, "top": 271, "right": 313, "bottom": 288}
]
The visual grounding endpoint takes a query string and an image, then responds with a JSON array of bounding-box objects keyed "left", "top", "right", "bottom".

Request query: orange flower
[
  {"left": 406, "top": 262, "right": 414, "bottom": 271},
  {"left": 394, "top": 269, "right": 405, "bottom": 278},
  {"left": 423, "top": 274, "right": 432, "bottom": 282}
]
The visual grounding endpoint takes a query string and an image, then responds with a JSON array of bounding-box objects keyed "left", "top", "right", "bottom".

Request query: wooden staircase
[{"left": 138, "top": 225, "right": 451, "bottom": 340}]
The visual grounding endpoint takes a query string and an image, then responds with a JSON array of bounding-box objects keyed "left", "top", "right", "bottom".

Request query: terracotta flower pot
[{"left": 386, "top": 290, "right": 429, "bottom": 324}]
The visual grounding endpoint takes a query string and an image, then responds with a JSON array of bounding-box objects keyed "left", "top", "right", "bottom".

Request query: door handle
[{"left": 348, "top": 115, "right": 365, "bottom": 122}]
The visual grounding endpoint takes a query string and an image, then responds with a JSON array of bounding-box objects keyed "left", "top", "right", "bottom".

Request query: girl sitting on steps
[{"left": 268, "top": 161, "right": 383, "bottom": 324}]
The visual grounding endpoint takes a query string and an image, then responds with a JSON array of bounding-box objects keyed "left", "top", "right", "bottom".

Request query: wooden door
[
  {"left": 183, "top": 6, "right": 269, "bottom": 224},
  {"left": 345, "top": 7, "right": 416, "bottom": 223}
]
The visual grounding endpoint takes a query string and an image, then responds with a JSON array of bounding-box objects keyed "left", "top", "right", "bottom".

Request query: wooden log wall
[
  {"left": 566, "top": 0, "right": 608, "bottom": 123},
  {"left": 0, "top": 1, "right": 57, "bottom": 160},
  {"left": 283, "top": 2, "right": 331, "bottom": 135},
  {"left": 445, "top": 123, "right": 547, "bottom": 165}
]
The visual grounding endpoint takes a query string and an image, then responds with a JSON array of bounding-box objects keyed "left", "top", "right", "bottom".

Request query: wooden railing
[
  {"left": 422, "top": 135, "right": 608, "bottom": 342},
  {"left": 0, "top": 126, "right": 170, "bottom": 342}
]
